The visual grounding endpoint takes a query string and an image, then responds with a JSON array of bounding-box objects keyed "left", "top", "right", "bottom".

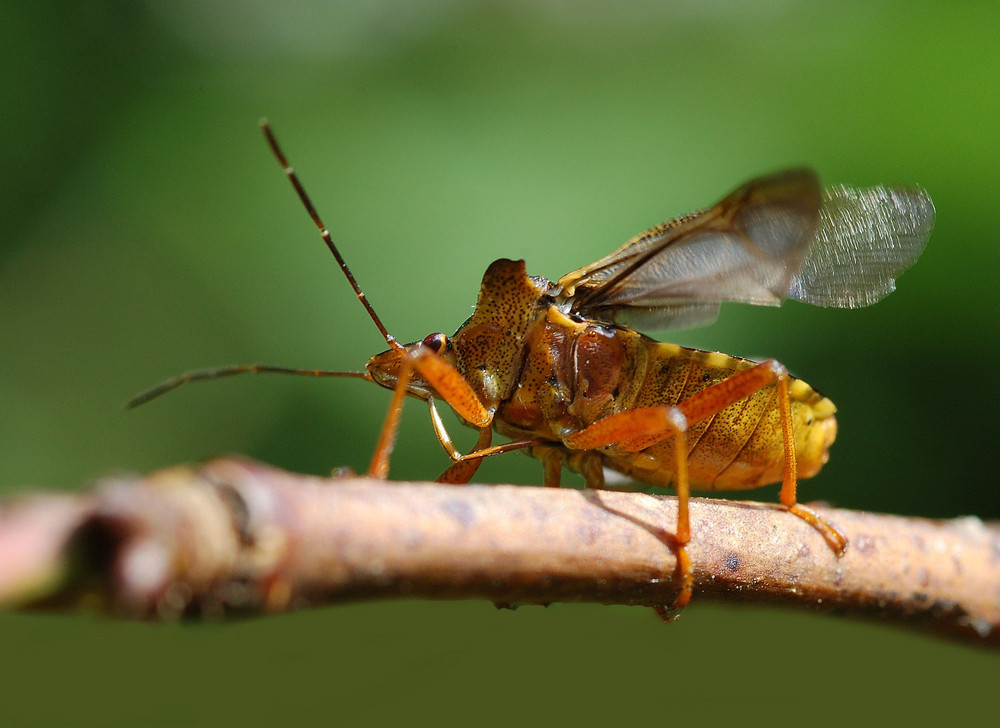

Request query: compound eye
[{"left": 422, "top": 332, "right": 447, "bottom": 353}]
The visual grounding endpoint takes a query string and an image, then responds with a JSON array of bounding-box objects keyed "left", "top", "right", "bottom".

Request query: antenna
[
  {"left": 127, "top": 121, "right": 394, "bottom": 409},
  {"left": 127, "top": 365, "right": 369, "bottom": 409},
  {"left": 259, "top": 119, "right": 401, "bottom": 351}
]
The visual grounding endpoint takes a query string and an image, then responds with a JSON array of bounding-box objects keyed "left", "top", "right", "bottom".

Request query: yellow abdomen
[{"left": 603, "top": 342, "right": 837, "bottom": 491}]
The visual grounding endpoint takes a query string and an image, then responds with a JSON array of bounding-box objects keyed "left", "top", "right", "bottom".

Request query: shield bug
[{"left": 131, "top": 121, "right": 934, "bottom": 614}]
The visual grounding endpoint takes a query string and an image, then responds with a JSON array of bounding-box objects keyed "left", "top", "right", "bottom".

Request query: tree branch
[{"left": 1, "top": 457, "right": 997, "bottom": 646}]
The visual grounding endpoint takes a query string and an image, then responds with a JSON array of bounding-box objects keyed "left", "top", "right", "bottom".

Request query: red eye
[{"left": 422, "top": 333, "right": 447, "bottom": 353}]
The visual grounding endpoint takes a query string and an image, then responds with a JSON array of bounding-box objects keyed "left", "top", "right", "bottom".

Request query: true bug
[{"left": 131, "top": 120, "right": 934, "bottom": 614}]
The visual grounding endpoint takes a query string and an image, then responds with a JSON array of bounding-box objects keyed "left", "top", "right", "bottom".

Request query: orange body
[{"left": 368, "top": 258, "right": 836, "bottom": 492}]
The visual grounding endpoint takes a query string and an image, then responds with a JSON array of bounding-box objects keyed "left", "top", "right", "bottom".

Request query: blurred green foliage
[{"left": 2, "top": 2, "right": 998, "bottom": 725}]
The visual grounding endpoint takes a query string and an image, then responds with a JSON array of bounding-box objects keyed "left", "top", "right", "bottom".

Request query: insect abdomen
[{"left": 607, "top": 341, "right": 837, "bottom": 491}]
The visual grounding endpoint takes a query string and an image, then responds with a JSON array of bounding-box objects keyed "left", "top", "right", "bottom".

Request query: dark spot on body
[{"left": 725, "top": 553, "right": 740, "bottom": 571}]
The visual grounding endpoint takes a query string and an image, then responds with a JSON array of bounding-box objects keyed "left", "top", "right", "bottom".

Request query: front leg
[
  {"left": 369, "top": 345, "right": 493, "bottom": 479},
  {"left": 435, "top": 423, "right": 492, "bottom": 484}
]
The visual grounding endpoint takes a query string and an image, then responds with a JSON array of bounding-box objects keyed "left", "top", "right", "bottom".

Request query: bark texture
[{"left": 0, "top": 457, "right": 997, "bottom": 646}]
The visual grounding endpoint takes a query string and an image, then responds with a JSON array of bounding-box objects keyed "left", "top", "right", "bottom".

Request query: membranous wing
[
  {"left": 557, "top": 168, "right": 934, "bottom": 330},
  {"left": 789, "top": 184, "right": 934, "bottom": 307}
]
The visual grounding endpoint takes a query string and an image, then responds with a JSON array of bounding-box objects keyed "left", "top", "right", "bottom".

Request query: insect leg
[
  {"left": 566, "top": 450, "right": 606, "bottom": 489},
  {"left": 678, "top": 360, "right": 847, "bottom": 554},
  {"left": 426, "top": 396, "right": 473, "bottom": 461},
  {"left": 564, "top": 407, "right": 692, "bottom": 611},
  {"left": 773, "top": 383, "right": 848, "bottom": 555},
  {"left": 537, "top": 447, "right": 564, "bottom": 487},
  {"left": 436, "top": 425, "right": 493, "bottom": 484},
  {"left": 436, "top": 438, "right": 544, "bottom": 483},
  {"left": 426, "top": 393, "right": 542, "bottom": 483},
  {"left": 368, "top": 360, "right": 412, "bottom": 479},
  {"left": 528, "top": 446, "right": 602, "bottom": 488},
  {"left": 596, "top": 359, "right": 845, "bottom": 553},
  {"left": 369, "top": 346, "right": 492, "bottom": 479},
  {"left": 563, "top": 359, "right": 847, "bottom": 612},
  {"left": 678, "top": 360, "right": 848, "bottom": 554}
]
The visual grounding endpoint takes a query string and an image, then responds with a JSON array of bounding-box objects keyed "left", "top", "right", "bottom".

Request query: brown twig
[{"left": 0, "top": 456, "right": 997, "bottom": 646}]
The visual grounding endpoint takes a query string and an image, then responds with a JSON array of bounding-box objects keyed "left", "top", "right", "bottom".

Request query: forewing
[
  {"left": 560, "top": 169, "right": 822, "bottom": 329},
  {"left": 789, "top": 184, "right": 934, "bottom": 307}
]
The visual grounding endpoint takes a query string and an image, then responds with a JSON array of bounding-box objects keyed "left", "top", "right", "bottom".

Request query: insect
[{"left": 131, "top": 120, "right": 935, "bottom": 615}]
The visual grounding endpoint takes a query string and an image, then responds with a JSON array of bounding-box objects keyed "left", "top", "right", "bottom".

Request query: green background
[{"left": 2, "top": 1, "right": 997, "bottom": 725}]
